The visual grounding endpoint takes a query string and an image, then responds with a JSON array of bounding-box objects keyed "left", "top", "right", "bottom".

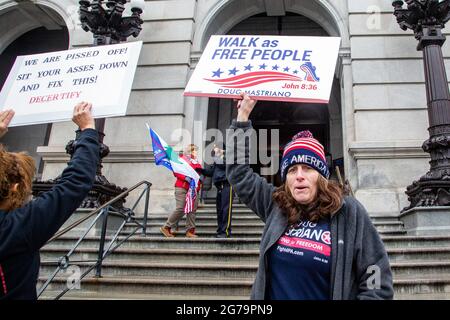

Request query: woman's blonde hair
[
  {"left": 0, "top": 145, "right": 36, "bottom": 211},
  {"left": 184, "top": 144, "right": 198, "bottom": 155},
  {"left": 273, "top": 175, "right": 343, "bottom": 224}
]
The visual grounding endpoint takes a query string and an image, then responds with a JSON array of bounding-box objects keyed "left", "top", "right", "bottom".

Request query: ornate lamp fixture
[
  {"left": 79, "top": 0, "right": 145, "bottom": 45},
  {"left": 392, "top": 0, "right": 450, "bottom": 210}
]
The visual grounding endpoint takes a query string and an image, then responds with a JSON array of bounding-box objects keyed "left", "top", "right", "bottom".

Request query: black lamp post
[
  {"left": 392, "top": 0, "right": 450, "bottom": 210},
  {"left": 32, "top": 0, "right": 144, "bottom": 210}
]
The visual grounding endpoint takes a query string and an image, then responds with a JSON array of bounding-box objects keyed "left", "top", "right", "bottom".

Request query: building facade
[{"left": 1, "top": 0, "right": 445, "bottom": 216}]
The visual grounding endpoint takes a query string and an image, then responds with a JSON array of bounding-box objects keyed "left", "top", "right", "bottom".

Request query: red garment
[{"left": 174, "top": 155, "right": 202, "bottom": 191}]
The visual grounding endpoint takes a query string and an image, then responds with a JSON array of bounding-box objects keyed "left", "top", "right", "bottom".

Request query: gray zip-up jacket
[{"left": 226, "top": 120, "right": 394, "bottom": 300}]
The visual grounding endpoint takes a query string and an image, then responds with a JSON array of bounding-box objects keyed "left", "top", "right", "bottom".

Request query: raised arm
[
  {"left": 226, "top": 93, "right": 276, "bottom": 222},
  {"left": 1, "top": 102, "right": 99, "bottom": 252}
]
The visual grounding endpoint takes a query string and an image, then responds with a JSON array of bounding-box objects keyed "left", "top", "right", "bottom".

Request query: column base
[{"left": 399, "top": 206, "right": 450, "bottom": 236}]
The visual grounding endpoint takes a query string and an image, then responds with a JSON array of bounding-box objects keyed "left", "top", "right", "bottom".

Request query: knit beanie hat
[{"left": 280, "top": 130, "right": 330, "bottom": 181}]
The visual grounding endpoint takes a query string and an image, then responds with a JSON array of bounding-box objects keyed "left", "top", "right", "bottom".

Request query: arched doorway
[
  {"left": 0, "top": 4, "right": 69, "bottom": 178},
  {"left": 205, "top": 12, "right": 343, "bottom": 189}
]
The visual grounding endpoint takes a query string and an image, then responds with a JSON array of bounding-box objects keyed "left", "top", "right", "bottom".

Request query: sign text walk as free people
[{"left": 184, "top": 35, "right": 341, "bottom": 103}]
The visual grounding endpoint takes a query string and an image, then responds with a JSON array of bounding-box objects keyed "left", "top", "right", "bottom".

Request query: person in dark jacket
[
  {"left": 0, "top": 102, "right": 99, "bottom": 300},
  {"left": 226, "top": 93, "right": 394, "bottom": 300},
  {"left": 203, "top": 145, "right": 234, "bottom": 238}
]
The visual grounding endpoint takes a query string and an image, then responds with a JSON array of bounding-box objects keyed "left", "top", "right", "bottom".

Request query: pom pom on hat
[{"left": 291, "top": 130, "right": 314, "bottom": 140}]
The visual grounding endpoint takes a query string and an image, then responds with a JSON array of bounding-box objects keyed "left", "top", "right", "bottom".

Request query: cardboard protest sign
[
  {"left": 0, "top": 41, "right": 142, "bottom": 127},
  {"left": 184, "top": 35, "right": 341, "bottom": 103}
]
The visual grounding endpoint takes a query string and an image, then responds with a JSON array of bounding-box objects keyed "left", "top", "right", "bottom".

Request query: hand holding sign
[
  {"left": 0, "top": 109, "right": 15, "bottom": 138},
  {"left": 236, "top": 92, "right": 257, "bottom": 122},
  {"left": 72, "top": 102, "right": 95, "bottom": 131}
]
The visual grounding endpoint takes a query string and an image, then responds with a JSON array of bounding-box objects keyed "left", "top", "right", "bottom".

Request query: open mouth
[{"left": 295, "top": 186, "right": 308, "bottom": 192}]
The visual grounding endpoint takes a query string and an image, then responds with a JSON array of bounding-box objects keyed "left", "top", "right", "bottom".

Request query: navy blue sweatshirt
[
  {"left": 0, "top": 129, "right": 99, "bottom": 300},
  {"left": 202, "top": 156, "right": 227, "bottom": 187}
]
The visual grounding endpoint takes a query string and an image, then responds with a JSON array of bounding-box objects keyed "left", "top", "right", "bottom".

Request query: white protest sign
[
  {"left": 184, "top": 35, "right": 341, "bottom": 103},
  {"left": 0, "top": 41, "right": 143, "bottom": 127}
]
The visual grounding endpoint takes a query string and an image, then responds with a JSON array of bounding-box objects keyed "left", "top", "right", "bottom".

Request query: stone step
[
  {"left": 130, "top": 213, "right": 402, "bottom": 223},
  {"left": 69, "top": 209, "right": 403, "bottom": 222},
  {"left": 41, "top": 290, "right": 450, "bottom": 300},
  {"left": 387, "top": 247, "right": 450, "bottom": 262},
  {"left": 194, "top": 208, "right": 254, "bottom": 214},
  {"left": 199, "top": 203, "right": 247, "bottom": 209},
  {"left": 391, "top": 261, "right": 450, "bottom": 277},
  {"left": 45, "top": 236, "right": 263, "bottom": 250},
  {"left": 116, "top": 229, "right": 407, "bottom": 238},
  {"left": 146, "top": 230, "right": 262, "bottom": 238},
  {"left": 40, "top": 261, "right": 259, "bottom": 279},
  {"left": 120, "top": 221, "right": 403, "bottom": 231},
  {"left": 121, "top": 222, "right": 265, "bottom": 233},
  {"left": 394, "top": 292, "right": 450, "bottom": 300},
  {"left": 40, "top": 246, "right": 450, "bottom": 264},
  {"left": 45, "top": 235, "right": 450, "bottom": 251},
  {"left": 40, "top": 291, "right": 250, "bottom": 300},
  {"left": 38, "top": 276, "right": 254, "bottom": 297},
  {"left": 62, "top": 212, "right": 263, "bottom": 228},
  {"left": 393, "top": 274, "right": 450, "bottom": 295},
  {"left": 381, "top": 236, "right": 450, "bottom": 248},
  {"left": 38, "top": 274, "right": 450, "bottom": 298},
  {"left": 40, "top": 247, "right": 260, "bottom": 263},
  {"left": 40, "top": 259, "right": 450, "bottom": 279}
]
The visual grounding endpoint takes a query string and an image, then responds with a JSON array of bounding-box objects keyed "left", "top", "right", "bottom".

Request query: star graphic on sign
[
  {"left": 212, "top": 68, "right": 224, "bottom": 78},
  {"left": 228, "top": 67, "right": 239, "bottom": 76},
  {"left": 283, "top": 66, "right": 290, "bottom": 72},
  {"left": 244, "top": 64, "right": 253, "bottom": 71},
  {"left": 293, "top": 70, "right": 299, "bottom": 74},
  {"left": 259, "top": 63, "right": 267, "bottom": 70},
  {"left": 272, "top": 65, "right": 279, "bottom": 71}
]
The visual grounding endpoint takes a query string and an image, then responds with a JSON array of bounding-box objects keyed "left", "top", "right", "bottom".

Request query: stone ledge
[
  {"left": 37, "top": 146, "right": 156, "bottom": 163},
  {"left": 349, "top": 141, "right": 428, "bottom": 159}
]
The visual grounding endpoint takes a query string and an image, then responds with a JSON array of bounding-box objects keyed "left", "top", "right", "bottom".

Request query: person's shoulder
[
  {"left": 342, "top": 195, "right": 360, "bottom": 208},
  {"left": 341, "top": 196, "right": 370, "bottom": 219}
]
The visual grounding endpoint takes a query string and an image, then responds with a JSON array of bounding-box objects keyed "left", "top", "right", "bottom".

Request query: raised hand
[
  {"left": 72, "top": 102, "right": 95, "bottom": 131},
  {"left": 236, "top": 92, "right": 257, "bottom": 122},
  {"left": 0, "top": 109, "right": 15, "bottom": 138}
]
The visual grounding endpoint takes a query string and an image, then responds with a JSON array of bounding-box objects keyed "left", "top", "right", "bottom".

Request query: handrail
[
  {"left": 38, "top": 180, "right": 152, "bottom": 299},
  {"left": 48, "top": 180, "right": 152, "bottom": 243}
]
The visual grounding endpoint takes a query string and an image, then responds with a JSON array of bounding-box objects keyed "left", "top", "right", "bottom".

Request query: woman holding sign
[
  {"left": 226, "top": 93, "right": 393, "bottom": 300},
  {"left": 0, "top": 102, "right": 99, "bottom": 300}
]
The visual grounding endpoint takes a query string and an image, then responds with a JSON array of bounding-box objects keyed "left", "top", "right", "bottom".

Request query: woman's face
[
  {"left": 191, "top": 149, "right": 198, "bottom": 159},
  {"left": 286, "top": 164, "right": 319, "bottom": 205}
]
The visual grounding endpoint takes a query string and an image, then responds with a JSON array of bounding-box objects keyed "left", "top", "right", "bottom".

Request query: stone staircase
[{"left": 38, "top": 203, "right": 450, "bottom": 300}]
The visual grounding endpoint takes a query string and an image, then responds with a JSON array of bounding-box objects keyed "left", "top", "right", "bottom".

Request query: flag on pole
[{"left": 147, "top": 125, "right": 200, "bottom": 214}]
